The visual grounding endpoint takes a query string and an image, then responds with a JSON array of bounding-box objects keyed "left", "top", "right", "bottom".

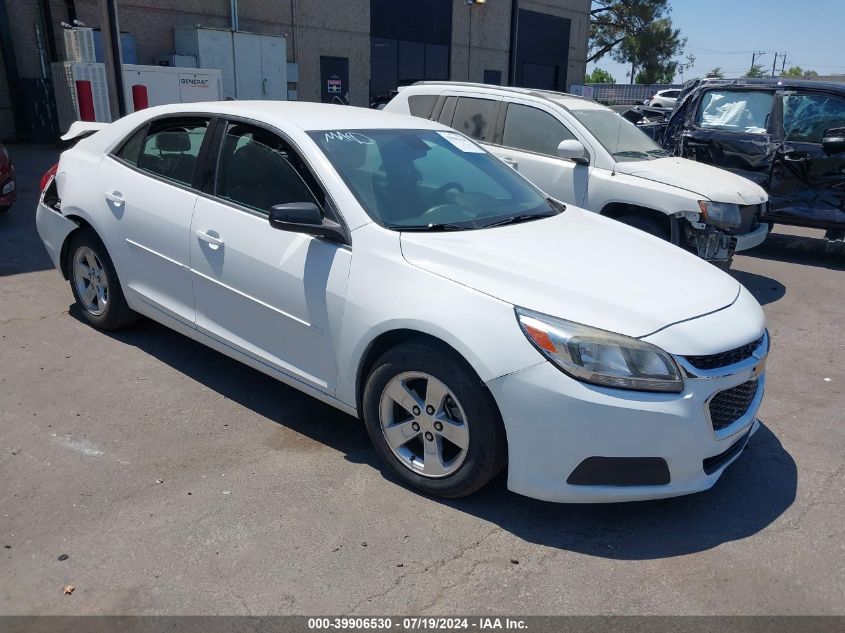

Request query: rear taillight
[{"left": 40, "top": 163, "right": 58, "bottom": 192}]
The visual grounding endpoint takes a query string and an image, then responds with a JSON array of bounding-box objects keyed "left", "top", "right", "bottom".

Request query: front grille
[
  {"left": 708, "top": 379, "right": 759, "bottom": 432},
  {"left": 685, "top": 335, "right": 763, "bottom": 370}
]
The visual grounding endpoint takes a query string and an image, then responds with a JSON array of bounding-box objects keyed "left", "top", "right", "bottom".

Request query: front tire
[
  {"left": 362, "top": 341, "right": 507, "bottom": 498},
  {"left": 66, "top": 228, "right": 138, "bottom": 330}
]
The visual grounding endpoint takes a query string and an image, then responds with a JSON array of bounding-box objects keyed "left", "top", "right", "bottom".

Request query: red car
[{"left": 0, "top": 142, "right": 16, "bottom": 212}]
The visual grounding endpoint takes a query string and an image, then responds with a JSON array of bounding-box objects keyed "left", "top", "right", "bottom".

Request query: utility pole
[
  {"left": 781, "top": 53, "right": 788, "bottom": 75},
  {"left": 99, "top": 0, "right": 126, "bottom": 118},
  {"left": 751, "top": 50, "right": 766, "bottom": 74}
]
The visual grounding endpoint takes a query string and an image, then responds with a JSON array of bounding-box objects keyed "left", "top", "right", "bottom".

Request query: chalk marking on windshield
[
  {"left": 438, "top": 131, "right": 485, "bottom": 153},
  {"left": 323, "top": 131, "right": 375, "bottom": 144}
]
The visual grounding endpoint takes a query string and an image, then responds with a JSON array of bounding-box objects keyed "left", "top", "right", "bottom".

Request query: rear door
[
  {"left": 675, "top": 88, "right": 777, "bottom": 188},
  {"left": 768, "top": 90, "right": 845, "bottom": 229},
  {"left": 437, "top": 93, "right": 503, "bottom": 146},
  {"left": 490, "top": 98, "right": 590, "bottom": 206},
  {"left": 99, "top": 115, "right": 212, "bottom": 326},
  {"left": 189, "top": 119, "right": 351, "bottom": 393}
]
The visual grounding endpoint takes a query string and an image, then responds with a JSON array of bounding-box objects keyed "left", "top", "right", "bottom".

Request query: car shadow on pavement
[
  {"left": 444, "top": 422, "right": 797, "bottom": 560},
  {"left": 742, "top": 232, "right": 845, "bottom": 271},
  {"left": 731, "top": 270, "right": 786, "bottom": 306},
  {"left": 81, "top": 311, "right": 797, "bottom": 562}
]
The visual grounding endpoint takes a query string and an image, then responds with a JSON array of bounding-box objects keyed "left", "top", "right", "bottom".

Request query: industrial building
[{"left": 0, "top": 0, "right": 590, "bottom": 142}]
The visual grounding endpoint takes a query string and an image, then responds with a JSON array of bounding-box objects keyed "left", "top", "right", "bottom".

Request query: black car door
[
  {"left": 669, "top": 87, "right": 777, "bottom": 188},
  {"left": 768, "top": 89, "right": 845, "bottom": 230}
]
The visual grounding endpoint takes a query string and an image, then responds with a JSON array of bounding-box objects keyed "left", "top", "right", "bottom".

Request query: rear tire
[
  {"left": 362, "top": 341, "right": 507, "bottom": 498},
  {"left": 616, "top": 214, "right": 668, "bottom": 240},
  {"left": 66, "top": 228, "right": 139, "bottom": 330}
]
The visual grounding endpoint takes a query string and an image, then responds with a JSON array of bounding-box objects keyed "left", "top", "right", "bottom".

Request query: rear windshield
[{"left": 308, "top": 129, "right": 554, "bottom": 229}]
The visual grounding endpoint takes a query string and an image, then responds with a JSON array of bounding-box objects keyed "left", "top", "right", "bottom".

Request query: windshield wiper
[
  {"left": 612, "top": 150, "right": 651, "bottom": 159},
  {"left": 482, "top": 212, "right": 557, "bottom": 229},
  {"left": 385, "top": 222, "right": 471, "bottom": 232}
]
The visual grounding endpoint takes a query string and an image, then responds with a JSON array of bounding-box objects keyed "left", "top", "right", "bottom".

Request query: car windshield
[
  {"left": 308, "top": 129, "right": 557, "bottom": 230},
  {"left": 570, "top": 109, "right": 669, "bottom": 162}
]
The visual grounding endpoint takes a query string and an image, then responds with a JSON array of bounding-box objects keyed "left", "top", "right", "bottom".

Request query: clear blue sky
[{"left": 586, "top": 0, "right": 845, "bottom": 83}]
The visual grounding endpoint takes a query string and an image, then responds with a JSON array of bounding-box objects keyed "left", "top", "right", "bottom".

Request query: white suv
[
  {"left": 385, "top": 82, "right": 770, "bottom": 267},
  {"left": 647, "top": 88, "right": 681, "bottom": 109}
]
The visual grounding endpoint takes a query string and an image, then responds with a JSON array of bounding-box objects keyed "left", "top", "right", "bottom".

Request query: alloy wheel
[
  {"left": 378, "top": 371, "right": 470, "bottom": 478},
  {"left": 73, "top": 246, "right": 109, "bottom": 316}
]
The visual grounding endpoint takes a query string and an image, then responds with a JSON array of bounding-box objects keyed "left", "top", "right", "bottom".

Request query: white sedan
[{"left": 36, "top": 102, "right": 768, "bottom": 502}]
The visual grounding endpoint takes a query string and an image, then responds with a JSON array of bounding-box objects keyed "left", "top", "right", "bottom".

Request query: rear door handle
[
  {"left": 501, "top": 156, "right": 519, "bottom": 170},
  {"left": 196, "top": 230, "right": 224, "bottom": 249},
  {"left": 104, "top": 191, "right": 124, "bottom": 206}
]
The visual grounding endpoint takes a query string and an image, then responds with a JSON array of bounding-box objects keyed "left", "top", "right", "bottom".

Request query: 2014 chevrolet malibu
[{"left": 36, "top": 102, "right": 769, "bottom": 502}]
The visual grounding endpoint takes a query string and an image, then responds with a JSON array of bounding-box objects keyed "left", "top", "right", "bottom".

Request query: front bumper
[
  {"left": 487, "top": 342, "right": 765, "bottom": 503},
  {"left": 733, "top": 222, "right": 768, "bottom": 252}
]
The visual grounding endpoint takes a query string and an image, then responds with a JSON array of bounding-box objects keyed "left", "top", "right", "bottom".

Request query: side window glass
[
  {"left": 438, "top": 96, "right": 457, "bottom": 125},
  {"left": 783, "top": 93, "right": 845, "bottom": 144},
  {"left": 114, "top": 126, "right": 146, "bottom": 165},
  {"left": 502, "top": 104, "right": 575, "bottom": 156},
  {"left": 408, "top": 94, "right": 438, "bottom": 119},
  {"left": 215, "top": 123, "right": 322, "bottom": 216},
  {"left": 451, "top": 97, "right": 497, "bottom": 142},
  {"left": 138, "top": 118, "right": 209, "bottom": 186},
  {"left": 695, "top": 90, "right": 774, "bottom": 134}
]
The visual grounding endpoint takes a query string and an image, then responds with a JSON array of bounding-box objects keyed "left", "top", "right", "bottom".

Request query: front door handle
[
  {"left": 784, "top": 150, "right": 810, "bottom": 163},
  {"left": 501, "top": 156, "right": 519, "bottom": 170},
  {"left": 104, "top": 191, "right": 124, "bottom": 207},
  {"left": 196, "top": 230, "right": 224, "bottom": 250}
]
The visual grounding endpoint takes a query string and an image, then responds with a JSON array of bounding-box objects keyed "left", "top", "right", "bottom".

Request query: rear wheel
[
  {"left": 66, "top": 228, "right": 138, "bottom": 330},
  {"left": 616, "top": 214, "right": 668, "bottom": 240},
  {"left": 362, "top": 341, "right": 507, "bottom": 498}
]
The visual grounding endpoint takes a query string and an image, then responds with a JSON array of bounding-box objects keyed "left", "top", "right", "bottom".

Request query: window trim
[
  {"left": 691, "top": 88, "right": 776, "bottom": 136},
  {"left": 196, "top": 114, "right": 352, "bottom": 246}
]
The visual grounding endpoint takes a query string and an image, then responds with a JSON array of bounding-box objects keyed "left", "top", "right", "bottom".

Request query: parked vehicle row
[
  {"left": 385, "top": 82, "right": 769, "bottom": 268},
  {"left": 36, "top": 101, "right": 768, "bottom": 503}
]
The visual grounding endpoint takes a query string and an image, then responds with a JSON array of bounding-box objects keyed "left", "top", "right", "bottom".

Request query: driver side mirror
[
  {"left": 268, "top": 202, "right": 348, "bottom": 244},
  {"left": 822, "top": 127, "right": 845, "bottom": 154},
  {"left": 557, "top": 139, "right": 589, "bottom": 165}
]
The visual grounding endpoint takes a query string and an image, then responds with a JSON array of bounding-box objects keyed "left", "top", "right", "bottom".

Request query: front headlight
[
  {"left": 698, "top": 201, "right": 741, "bottom": 228},
  {"left": 515, "top": 307, "right": 683, "bottom": 393}
]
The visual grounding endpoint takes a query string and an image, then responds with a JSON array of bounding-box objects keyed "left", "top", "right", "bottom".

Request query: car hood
[
  {"left": 399, "top": 208, "right": 741, "bottom": 339},
  {"left": 615, "top": 157, "right": 768, "bottom": 204}
]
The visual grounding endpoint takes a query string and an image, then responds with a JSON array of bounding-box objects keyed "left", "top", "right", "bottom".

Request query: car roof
[
  {"left": 407, "top": 81, "right": 605, "bottom": 110},
  {"left": 133, "top": 100, "right": 446, "bottom": 132},
  {"left": 687, "top": 77, "right": 845, "bottom": 93}
]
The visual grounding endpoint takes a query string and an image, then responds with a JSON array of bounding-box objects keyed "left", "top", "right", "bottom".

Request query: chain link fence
[{"left": 570, "top": 83, "right": 684, "bottom": 106}]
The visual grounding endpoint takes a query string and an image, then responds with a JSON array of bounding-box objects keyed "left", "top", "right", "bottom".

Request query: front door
[
  {"left": 489, "top": 99, "right": 590, "bottom": 206},
  {"left": 98, "top": 116, "right": 211, "bottom": 325},
  {"left": 676, "top": 88, "right": 777, "bottom": 188},
  {"left": 768, "top": 90, "right": 845, "bottom": 230},
  {"left": 189, "top": 121, "right": 351, "bottom": 393}
]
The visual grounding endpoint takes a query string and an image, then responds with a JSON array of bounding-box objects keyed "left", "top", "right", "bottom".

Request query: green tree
[
  {"left": 706, "top": 66, "right": 725, "bottom": 78},
  {"left": 782, "top": 66, "right": 819, "bottom": 78},
  {"left": 585, "top": 67, "right": 616, "bottom": 84},
  {"left": 589, "top": 0, "right": 686, "bottom": 84},
  {"left": 744, "top": 63, "right": 766, "bottom": 78}
]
